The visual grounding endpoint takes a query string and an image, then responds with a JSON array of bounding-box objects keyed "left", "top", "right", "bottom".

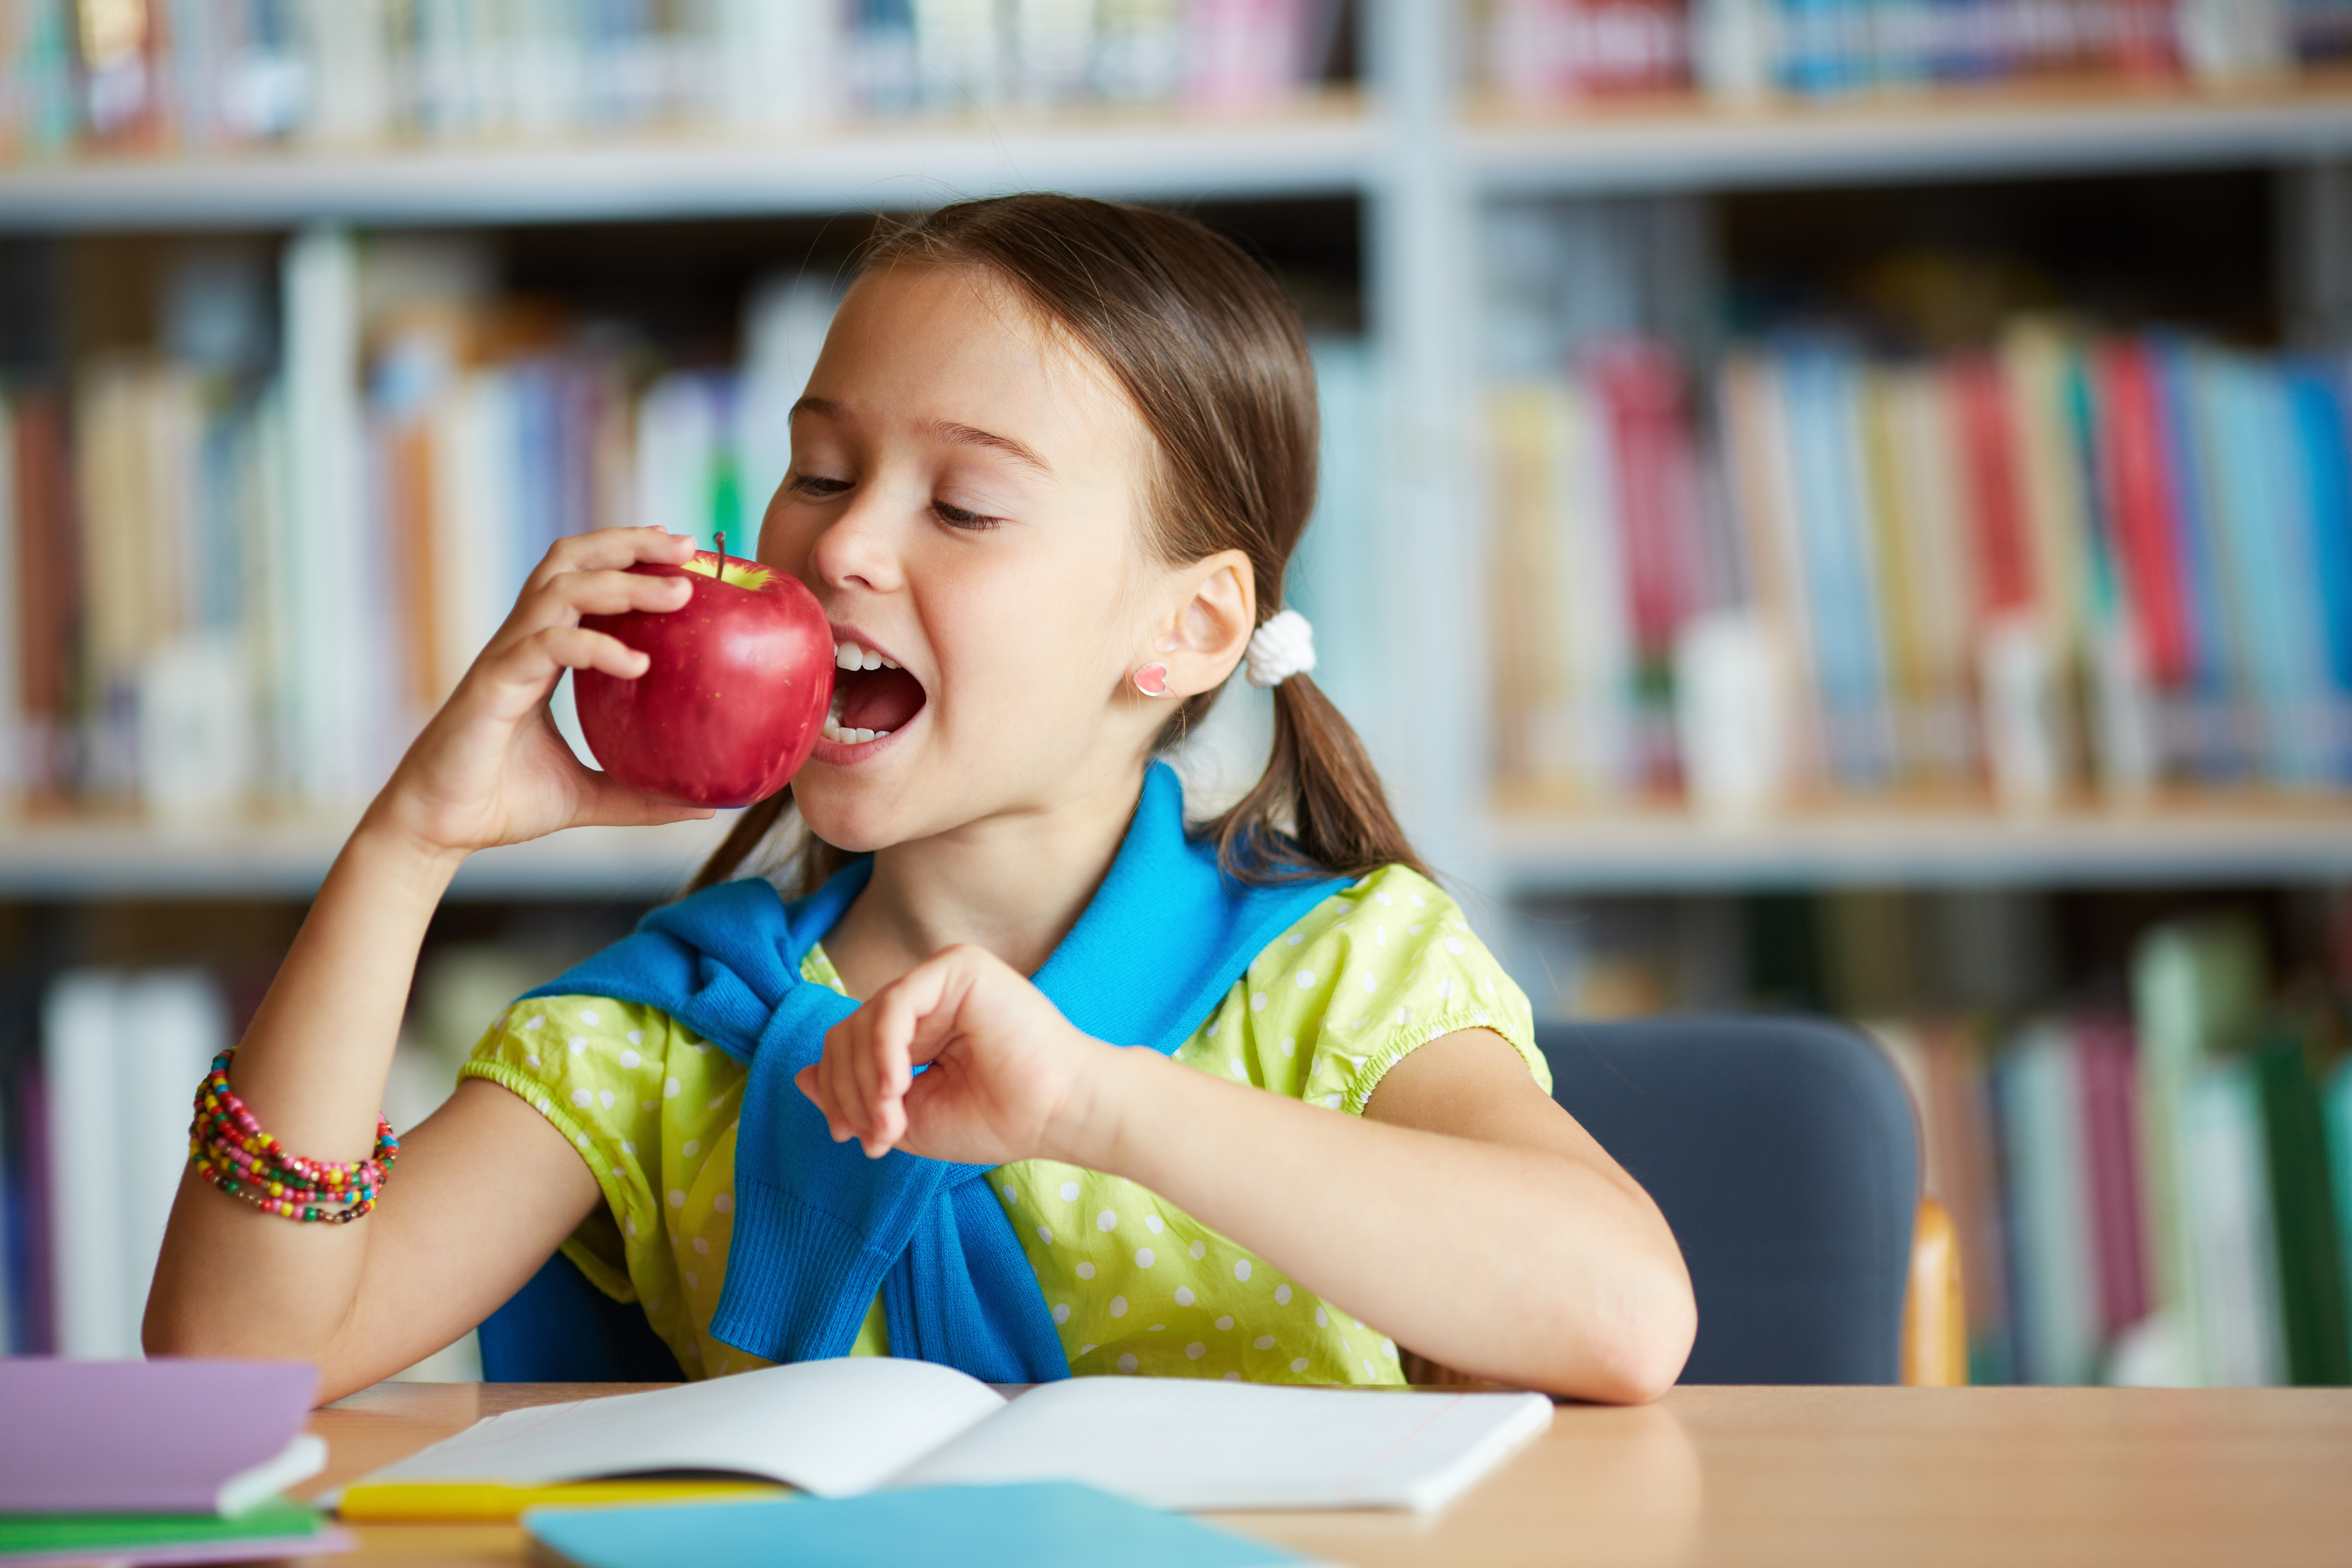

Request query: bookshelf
[
  {"left": 0, "top": 97, "right": 1375, "bottom": 229},
  {"left": 1485, "top": 797, "right": 2352, "bottom": 892},
  {"left": 0, "top": 812, "right": 737, "bottom": 900},
  {"left": 1467, "top": 77, "right": 2352, "bottom": 191}
]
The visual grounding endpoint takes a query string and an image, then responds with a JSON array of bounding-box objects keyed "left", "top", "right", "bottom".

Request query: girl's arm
[
  {"left": 145, "top": 529, "right": 710, "bottom": 1399},
  {"left": 1080, "top": 1029, "right": 1695, "bottom": 1402},
  {"left": 801, "top": 946, "right": 1696, "bottom": 1403}
]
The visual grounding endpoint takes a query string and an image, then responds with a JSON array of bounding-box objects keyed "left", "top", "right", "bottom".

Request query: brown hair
[{"left": 689, "top": 194, "right": 1425, "bottom": 898}]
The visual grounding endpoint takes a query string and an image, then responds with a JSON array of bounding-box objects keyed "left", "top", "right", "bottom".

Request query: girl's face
[{"left": 758, "top": 262, "right": 1195, "bottom": 852}]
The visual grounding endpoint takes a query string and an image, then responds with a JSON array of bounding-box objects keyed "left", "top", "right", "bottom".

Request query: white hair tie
[{"left": 1245, "top": 608, "right": 1316, "bottom": 688}]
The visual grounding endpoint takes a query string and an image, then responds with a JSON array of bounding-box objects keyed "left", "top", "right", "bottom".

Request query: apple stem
[{"left": 712, "top": 531, "right": 725, "bottom": 577}]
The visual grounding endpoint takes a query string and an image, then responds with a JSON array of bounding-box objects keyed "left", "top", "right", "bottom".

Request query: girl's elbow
[
  {"left": 1609, "top": 1280, "right": 1698, "bottom": 1404},
  {"left": 1567, "top": 1252, "right": 1698, "bottom": 1405}
]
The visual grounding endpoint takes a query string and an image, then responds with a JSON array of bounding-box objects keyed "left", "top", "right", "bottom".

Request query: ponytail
[{"left": 1202, "top": 672, "right": 1429, "bottom": 886}]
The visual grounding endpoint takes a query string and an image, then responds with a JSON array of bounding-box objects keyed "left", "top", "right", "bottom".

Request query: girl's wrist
[
  {"left": 1042, "top": 1040, "right": 1165, "bottom": 1173},
  {"left": 345, "top": 806, "right": 472, "bottom": 903}
]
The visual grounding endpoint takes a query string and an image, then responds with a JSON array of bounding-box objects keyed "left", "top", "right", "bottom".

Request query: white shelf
[
  {"left": 0, "top": 105, "right": 1374, "bottom": 229},
  {"left": 0, "top": 814, "right": 740, "bottom": 900},
  {"left": 1482, "top": 803, "right": 2352, "bottom": 891},
  {"left": 1468, "top": 82, "right": 2352, "bottom": 193}
]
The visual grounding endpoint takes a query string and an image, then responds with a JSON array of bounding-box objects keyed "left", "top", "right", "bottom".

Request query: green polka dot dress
[{"left": 462, "top": 863, "right": 1543, "bottom": 1384}]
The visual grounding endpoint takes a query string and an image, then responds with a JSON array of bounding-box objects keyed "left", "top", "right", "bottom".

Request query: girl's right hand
[{"left": 366, "top": 527, "right": 716, "bottom": 861}]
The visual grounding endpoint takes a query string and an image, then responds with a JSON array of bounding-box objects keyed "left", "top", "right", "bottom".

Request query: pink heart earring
[{"left": 1132, "top": 662, "right": 1171, "bottom": 698}]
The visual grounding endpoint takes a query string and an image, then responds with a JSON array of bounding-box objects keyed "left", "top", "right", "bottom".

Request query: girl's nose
[{"left": 808, "top": 494, "right": 906, "bottom": 597}]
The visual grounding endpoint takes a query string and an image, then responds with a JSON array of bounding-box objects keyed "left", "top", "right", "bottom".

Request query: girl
[{"left": 147, "top": 196, "right": 1694, "bottom": 1403}]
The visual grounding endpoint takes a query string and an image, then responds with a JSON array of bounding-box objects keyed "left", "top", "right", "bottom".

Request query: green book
[
  {"left": 2254, "top": 1034, "right": 2352, "bottom": 1385},
  {"left": 0, "top": 1499, "right": 343, "bottom": 1567}
]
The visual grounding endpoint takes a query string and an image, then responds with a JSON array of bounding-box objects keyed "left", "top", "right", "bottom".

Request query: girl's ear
[{"left": 1151, "top": 549, "right": 1256, "bottom": 698}]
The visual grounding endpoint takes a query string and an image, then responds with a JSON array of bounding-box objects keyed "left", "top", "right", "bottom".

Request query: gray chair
[{"left": 1538, "top": 1015, "right": 1923, "bottom": 1385}]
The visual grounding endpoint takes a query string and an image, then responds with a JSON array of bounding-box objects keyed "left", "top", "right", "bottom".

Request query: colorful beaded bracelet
[{"left": 188, "top": 1051, "right": 399, "bottom": 1225}]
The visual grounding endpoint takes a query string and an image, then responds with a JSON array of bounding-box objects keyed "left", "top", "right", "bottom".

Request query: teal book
[
  {"left": 526, "top": 1483, "right": 1301, "bottom": 1568},
  {"left": 1994, "top": 1021, "right": 2100, "bottom": 1385},
  {"left": 2320, "top": 1056, "right": 2352, "bottom": 1373}
]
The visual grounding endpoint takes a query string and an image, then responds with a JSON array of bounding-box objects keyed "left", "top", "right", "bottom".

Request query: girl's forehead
[
  {"left": 815, "top": 264, "right": 1144, "bottom": 457},
  {"left": 833, "top": 266, "right": 1117, "bottom": 396}
]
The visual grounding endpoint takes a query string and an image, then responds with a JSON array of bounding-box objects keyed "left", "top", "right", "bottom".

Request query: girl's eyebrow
[
  {"left": 922, "top": 418, "right": 1053, "bottom": 476},
  {"left": 790, "top": 395, "right": 1053, "bottom": 477}
]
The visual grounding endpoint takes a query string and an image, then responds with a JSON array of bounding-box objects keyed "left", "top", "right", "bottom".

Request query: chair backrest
[
  {"left": 1538, "top": 1014, "right": 1920, "bottom": 1384},
  {"left": 478, "top": 1248, "right": 684, "bottom": 1383}
]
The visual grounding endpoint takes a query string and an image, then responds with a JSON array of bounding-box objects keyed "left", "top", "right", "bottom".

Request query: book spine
[
  {"left": 1719, "top": 352, "right": 1825, "bottom": 791},
  {"left": 43, "top": 971, "right": 128, "bottom": 1358},
  {"left": 1487, "top": 382, "right": 1573, "bottom": 794},
  {"left": 15, "top": 1052, "right": 54, "bottom": 1354},
  {"left": 2184, "top": 1058, "right": 2287, "bottom": 1385},
  {"left": 1998, "top": 1020, "right": 2102, "bottom": 1384},
  {"left": 2095, "top": 342, "right": 2192, "bottom": 691},
  {"left": 2148, "top": 338, "right": 2243, "bottom": 781},
  {"left": 2284, "top": 364, "right": 2352, "bottom": 781},
  {"left": 2253, "top": 1034, "right": 2351, "bottom": 1385},
  {"left": 2324, "top": 1057, "right": 2352, "bottom": 1376}
]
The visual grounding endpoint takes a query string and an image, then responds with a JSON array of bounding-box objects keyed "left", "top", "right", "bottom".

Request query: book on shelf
[
  {"left": 38, "top": 969, "right": 224, "bottom": 1360},
  {"left": 1868, "top": 909, "right": 2352, "bottom": 1387},
  {"left": 1487, "top": 318, "right": 2352, "bottom": 816},
  {"left": 1478, "top": 0, "right": 2338, "bottom": 109},
  {"left": 0, "top": 0, "right": 1348, "bottom": 164}
]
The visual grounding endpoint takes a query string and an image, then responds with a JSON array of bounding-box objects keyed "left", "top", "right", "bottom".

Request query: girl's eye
[
  {"left": 932, "top": 499, "right": 1002, "bottom": 532},
  {"left": 788, "top": 473, "right": 850, "bottom": 498}
]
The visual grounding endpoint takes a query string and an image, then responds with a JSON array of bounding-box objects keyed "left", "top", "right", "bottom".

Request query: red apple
[{"left": 575, "top": 551, "right": 833, "bottom": 808}]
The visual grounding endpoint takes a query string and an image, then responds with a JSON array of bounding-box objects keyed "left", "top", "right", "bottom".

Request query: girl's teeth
[
  {"left": 832, "top": 640, "right": 900, "bottom": 672},
  {"left": 819, "top": 716, "right": 890, "bottom": 746}
]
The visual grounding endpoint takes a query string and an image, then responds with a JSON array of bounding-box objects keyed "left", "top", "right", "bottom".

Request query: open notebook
[{"left": 350, "top": 1359, "right": 1552, "bottom": 1513}]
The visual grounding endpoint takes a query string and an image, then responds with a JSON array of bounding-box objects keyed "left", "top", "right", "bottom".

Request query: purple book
[{"left": 0, "top": 1359, "right": 320, "bottom": 1515}]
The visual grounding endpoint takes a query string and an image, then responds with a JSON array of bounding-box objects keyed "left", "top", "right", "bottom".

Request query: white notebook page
[
  {"left": 895, "top": 1378, "right": 1555, "bottom": 1511},
  {"left": 362, "top": 1358, "right": 1006, "bottom": 1498}
]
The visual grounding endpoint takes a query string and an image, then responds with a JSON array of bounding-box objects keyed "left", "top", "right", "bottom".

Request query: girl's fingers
[
  {"left": 793, "top": 1064, "right": 851, "bottom": 1144},
  {"left": 499, "top": 626, "right": 650, "bottom": 685},
  {"left": 821, "top": 1019, "right": 874, "bottom": 1147},
  {"left": 542, "top": 567, "right": 694, "bottom": 619},
  {"left": 526, "top": 527, "right": 698, "bottom": 593},
  {"left": 491, "top": 567, "right": 688, "bottom": 659},
  {"left": 863, "top": 996, "right": 913, "bottom": 1155},
  {"left": 851, "top": 1009, "right": 906, "bottom": 1158}
]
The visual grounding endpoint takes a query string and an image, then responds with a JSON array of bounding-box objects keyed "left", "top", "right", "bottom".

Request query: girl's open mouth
[{"left": 822, "top": 638, "right": 927, "bottom": 748}]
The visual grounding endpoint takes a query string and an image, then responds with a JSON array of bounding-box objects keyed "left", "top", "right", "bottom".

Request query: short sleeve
[
  {"left": 459, "top": 994, "right": 680, "bottom": 1300},
  {"left": 1188, "top": 865, "right": 1544, "bottom": 1116}
]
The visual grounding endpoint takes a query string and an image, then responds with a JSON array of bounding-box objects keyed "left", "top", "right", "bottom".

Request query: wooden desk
[{"left": 303, "top": 1381, "right": 2352, "bottom": 1568}]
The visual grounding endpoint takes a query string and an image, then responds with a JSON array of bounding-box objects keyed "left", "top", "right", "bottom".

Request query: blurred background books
[{"left": 0, "top": 0, "right": 2348, "bottom": 1388}]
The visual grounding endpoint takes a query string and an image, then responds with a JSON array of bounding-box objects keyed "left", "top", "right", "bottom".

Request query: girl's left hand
[{"left": 795, "top": 946, "right": 1126, "bottom": 1167}]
